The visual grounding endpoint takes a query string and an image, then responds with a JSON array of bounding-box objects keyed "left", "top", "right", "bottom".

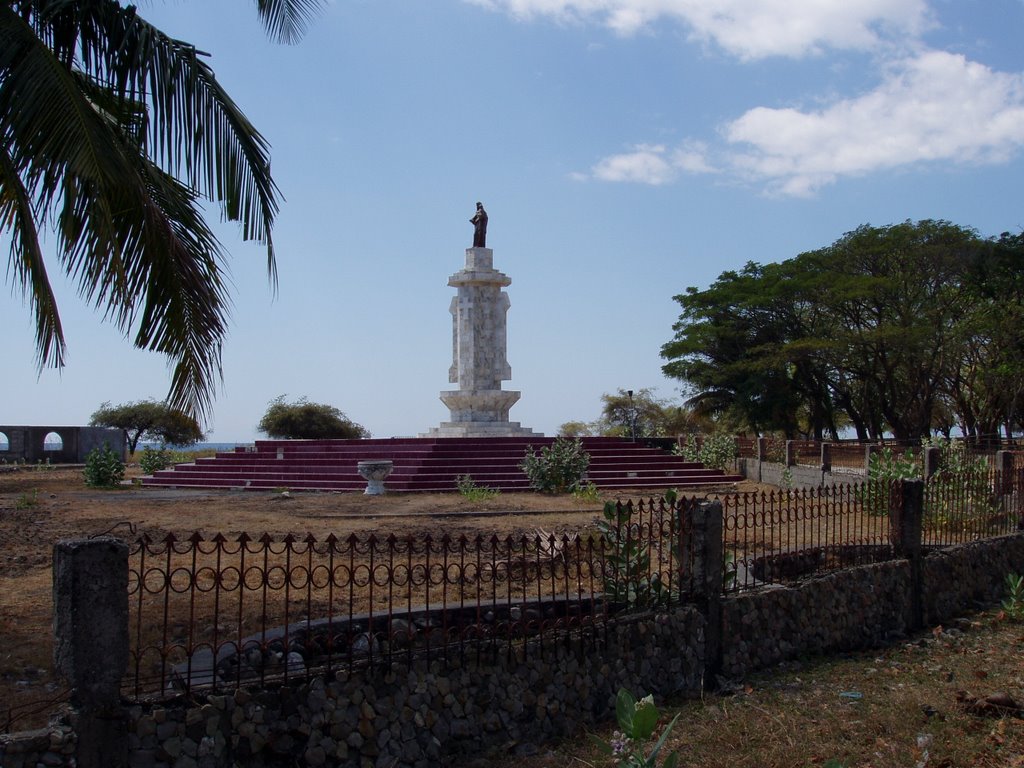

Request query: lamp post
[{"left": 627, "top": 390, "right": 636, "bottom": 442}]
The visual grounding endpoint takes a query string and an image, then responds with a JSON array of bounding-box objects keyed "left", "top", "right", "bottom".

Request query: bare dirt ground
[{"left": 0, "top": 465, "right": 746, "bottom": 730}]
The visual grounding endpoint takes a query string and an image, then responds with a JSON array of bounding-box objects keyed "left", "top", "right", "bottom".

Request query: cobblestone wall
[
  {"left": 123, "top": 607, "right": 705, "bottom": 768},
  {"left": 5, "top": 533, "right": 1022, "bottom": 768}
]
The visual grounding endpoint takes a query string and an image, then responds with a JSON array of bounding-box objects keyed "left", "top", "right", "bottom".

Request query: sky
[{"left": 3, "top": 0, "right": 1024, "bottom": 443}]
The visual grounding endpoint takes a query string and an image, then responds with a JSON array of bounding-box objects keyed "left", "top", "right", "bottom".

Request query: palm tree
[{"left": 0, "top": 0, "right": 325, "bottom": 422}]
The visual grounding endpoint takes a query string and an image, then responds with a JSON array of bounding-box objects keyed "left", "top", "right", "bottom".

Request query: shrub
[
  {"left": 597, "top": 500, "right": 667, "bottom": 608},
  {"left": 520, "top": 438, "right": 590, "bottom": 494},
  {"left": 83, "top": 444, "right": 125, "bottom": 488},
  {"left": 675, "top": 433, "right": 737, "bottom": 471},
  {"left": 138, "top": 445, "right": 190, "bottom": 475},
  {"left": 258, "top": 395, "right": 369, "bottom": 440}
]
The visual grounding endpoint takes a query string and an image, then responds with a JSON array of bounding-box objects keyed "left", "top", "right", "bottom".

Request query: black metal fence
[
  {"left": 126, "top": 498, "right": 690, "bottom": 698},
  {"left": 123, "top": 472, "right": 1023, "bottom": 701}
]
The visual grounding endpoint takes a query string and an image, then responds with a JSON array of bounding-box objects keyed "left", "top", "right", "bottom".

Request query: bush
[
  {"left": 258, "top": 395, "right": 369, "bottom": 440},
  {"left": 676, "top": 433, "right": 737, "bottom": 470},
  {"left": 520, "top": 438, "right": 590, "bottom": 494},
  {"left": 83, "top": 444, "right": 125, "bottom": 488},
  {"left": 138, "top": 445, "right": 190, "bottom": 475}
]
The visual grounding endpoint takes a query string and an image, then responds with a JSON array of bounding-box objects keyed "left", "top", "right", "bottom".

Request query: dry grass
[{"left": 478, "top": 611, "right": 1024, "bottom": 768}]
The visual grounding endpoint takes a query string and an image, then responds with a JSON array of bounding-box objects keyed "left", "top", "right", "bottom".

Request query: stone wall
[
  {"left": 0, "top": 425, "right": 125, "bottom": 464},
  {"left": 123, "top": 608, "right": 705, "bottom": 768},
  {"left": 5, "top": 528, "right": 1023, "bottom": 768}
]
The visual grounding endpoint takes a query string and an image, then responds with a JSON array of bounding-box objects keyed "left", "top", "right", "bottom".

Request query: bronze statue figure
[{"left": 470, "top": 202, "right": 488, "bottom": 248}]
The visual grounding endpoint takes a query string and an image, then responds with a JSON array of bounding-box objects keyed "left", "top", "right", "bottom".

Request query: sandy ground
[{"left": 0, "top": 465, "right": 747, "bottom": 730}]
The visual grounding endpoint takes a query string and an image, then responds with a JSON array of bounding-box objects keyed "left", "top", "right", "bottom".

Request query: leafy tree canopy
[
  {"left": 661, "top": 220, "right": 1024, "bottom": 442},
  {"left": 1, "top": 0, "right": 326, "bottom": 424},
  {"left": 258, "top": 396, "right": 369, "bottom": 440},
  {"left": 90, "top": 399, "right": 205, "bottom": 454},
  {"left": 558, "top": 388, "right": 713, "bottom": 438}
]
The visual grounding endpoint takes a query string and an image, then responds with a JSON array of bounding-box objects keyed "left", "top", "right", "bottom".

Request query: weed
[
  {"left": 456, "top": 474, "right": 500, "bottom": 502},
  {"left": 590, "top": 688, "right": 680, "bottom": 767},
  {"left": 572, "top": 481, "right": 601, "bottom": 503},
  {"left": 1002, "top": 572, "right": 1024, "bottom": 621},
  {"left": 15, "top": 489, "right": 39, "bottom": 509}
]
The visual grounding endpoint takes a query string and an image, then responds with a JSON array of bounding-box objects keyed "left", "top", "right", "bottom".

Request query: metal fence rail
[
  {"left": 124, "top": 472, "right": 1024, "bottom": 701},
  {"left": 126, "top": 498, "right": 689, "bottom": 698},
  {"left": 719, "top": 482, "right": 895, "bottom": 591}
]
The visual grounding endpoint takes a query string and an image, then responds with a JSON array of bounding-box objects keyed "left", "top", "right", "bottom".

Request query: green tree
[
  {"left": 1, "top": 0, "right": 326, "bottom": 423},
  {"left": 258, "top": 396, "right": 369, "bottom": 440},
  {"left": 662, "top": 220, "right": 992, "bottom": 441},
  {"left": 90, "top": 399, "right": 204, "bottom": 454}
]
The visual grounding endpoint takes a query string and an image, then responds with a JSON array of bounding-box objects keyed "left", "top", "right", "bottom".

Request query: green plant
[
  {"left": 676, "top": 433, "right": 737, "bottom": 471},
  {"left": 597, "top": 501, "right": 667, "bottom": 608},
  {"left": 456, "top": 474, "right": 500, "bottom": 502},
  {"left": 922, "top": 438, "right": 998, "bottom": 529},
  {"left": 859, "top": 447, "right": 919, "bottom": 516},
  {"left": 572, "top": 481, "right": 601, "bottom": 503},
  {"left": 1002, "top": 573, "right": 1024, "bottom": 621},
  {"left": 520, "top": 438, "right": 591, "bottom": 494},
  {"left": 591, "top": 688, "right": 680, "bottom": 767},
  {"left": 139, "top": 445, "right": 169, "bottom": 475},
  {"left": 83, "top": 444, "right": 125, "bottom": 488},
  {"left": 15, "top": 489, "right": 39, "bottom": 509}
]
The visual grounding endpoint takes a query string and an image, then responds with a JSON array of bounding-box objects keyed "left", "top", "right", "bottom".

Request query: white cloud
[
  {"left": 586, "top": 141, "right": 715, "bottom": 184},
  {"left": 466, "top": 0, "right": 930, "bottom": 59},
  {"left": 723, "top": 51, "right": 1024, "bottom": 195},
  {"left": 590, "top": 144, "right": 677, "bottom": 184},
  {"left": 583, "top": 51, "right": 1024, "bottom": 196}
]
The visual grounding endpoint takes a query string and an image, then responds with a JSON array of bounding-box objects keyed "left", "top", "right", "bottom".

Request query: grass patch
[{"left": 482, "top": 610, "right": 1024, "bottom": 768}]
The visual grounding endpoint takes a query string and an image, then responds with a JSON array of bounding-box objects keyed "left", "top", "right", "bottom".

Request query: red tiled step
[{"left": 142, "top": 436, "right": 742, "bottom": 492}]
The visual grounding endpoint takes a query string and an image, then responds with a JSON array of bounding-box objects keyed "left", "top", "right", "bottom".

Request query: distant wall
[{"left": 0, "top": 426, "right": 124, "bottom": 464}]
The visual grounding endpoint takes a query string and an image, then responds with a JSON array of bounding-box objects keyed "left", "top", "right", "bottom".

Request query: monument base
[
  {"left": 424, "top": 390, "right": 540, "bottom": 437},
  {"left": 423, "top": 422, "right": 541, "bottom": 438}
]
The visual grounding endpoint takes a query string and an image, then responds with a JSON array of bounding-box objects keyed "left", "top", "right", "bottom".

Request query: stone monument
[{"left": 425, "top": 206, "right": 539, "bottom": 438}]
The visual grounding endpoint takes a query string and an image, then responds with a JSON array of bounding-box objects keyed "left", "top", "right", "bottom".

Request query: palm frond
[{"left": 255, "top": 0, "right": 324, "bottom": 44}]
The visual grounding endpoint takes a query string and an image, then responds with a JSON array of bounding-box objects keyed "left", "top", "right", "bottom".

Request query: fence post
[
  {"left": 755, "top": 437, "right": 769, "bottom": 482},
  {"left": 53, "top": 537, "right": 129, "bottom": 768},
  {"left": 681, "top": 500, "right": 724, "bottom": 688},
  {"left": 820, "top": 442, "right": 832, "bottom": 472},
  {"left": 922, "top": 446, "right": 942, "bottom": 480},
  {"left": 891, "top": 480, "right": 925, "bottom": 631},
  {"left": 784, "top": 440, "right": 795, "bottom": 467},
  {"left": 995, "top": 450, "right": 1015, "bottom": 498}
]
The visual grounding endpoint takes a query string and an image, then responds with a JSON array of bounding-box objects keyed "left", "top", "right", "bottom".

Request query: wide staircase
[{"left": 141, "top": 436, "right": 743, "bottom": 493}]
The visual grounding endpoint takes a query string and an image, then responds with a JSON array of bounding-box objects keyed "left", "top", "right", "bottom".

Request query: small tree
[
  {"left": 258, "top": 396, "right": 369, "bottom": 440},
  {"left": 90, "top": 400, "right": 204, "bottom": 454}
]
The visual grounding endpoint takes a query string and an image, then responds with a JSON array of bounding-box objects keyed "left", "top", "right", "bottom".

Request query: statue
[{"left": 470, "top": 202, "right": 488, "bottom": 248}]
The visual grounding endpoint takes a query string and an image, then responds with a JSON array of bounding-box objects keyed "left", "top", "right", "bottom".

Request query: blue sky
[{"left": 3, "top": 0, "right": 1024, "bottom": 442}]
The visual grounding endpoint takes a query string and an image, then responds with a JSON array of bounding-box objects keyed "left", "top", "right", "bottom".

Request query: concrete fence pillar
[
  {"left": 53, "top": 537, "right": 129, "bottom": 768},
  {"left": 922, "top": 446, "right": 942, "bottom": 480},
  {"left": 820, "top": 442, "right": 832, "bottom": 472},
  {"left": 680, "top": 500, "right": 724, "bottom": 688},
  {"left": 891, "top": 480, "right": 925, "bottom": 631},
  {"left": 995, "top": 450, "right": 1015, "bottom": 498}
]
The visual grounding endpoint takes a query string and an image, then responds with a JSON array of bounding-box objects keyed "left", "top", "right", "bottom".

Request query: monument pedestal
[{"left": 424, "top": 245, "right": 540, "bottom": 438}]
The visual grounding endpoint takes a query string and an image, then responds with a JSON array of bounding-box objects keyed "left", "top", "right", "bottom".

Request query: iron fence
[
  {"left": 719, "top": 482, "right": 895, "bottom": 592},
  {"left": 922, "top": 467, "right": 1024, "bottom": 547},
  {"left": 125, "top": 498, "right": 690, "bottom": 699},
  {"left": 123, "top": 471, "right": 1024, "bottom": 702}
]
